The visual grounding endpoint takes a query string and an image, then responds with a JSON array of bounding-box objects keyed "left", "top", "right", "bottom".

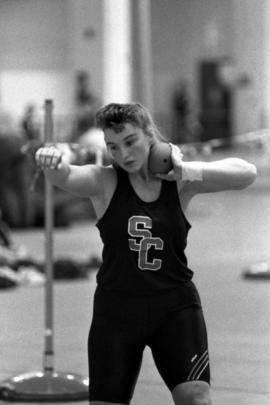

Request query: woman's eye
[{"left": 109, "top": 146, "right": 117, "bottom": 153}]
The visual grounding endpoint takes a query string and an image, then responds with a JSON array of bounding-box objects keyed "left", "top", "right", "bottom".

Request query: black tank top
[{"left": 96, "top": 167, "right": 194, "bottom": 294}]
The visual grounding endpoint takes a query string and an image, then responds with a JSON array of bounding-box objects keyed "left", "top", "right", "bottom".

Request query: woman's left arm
[
  {"left": 181, "top": 157, "right": 257, "bottom": 193},
  {"left": 156, "top": 144, "right": 257, "bottom": 193}
]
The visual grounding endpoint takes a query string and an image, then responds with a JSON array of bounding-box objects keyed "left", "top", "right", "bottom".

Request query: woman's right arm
[{"left": 35, "top": 146, "right": 107, "bottom": 198}]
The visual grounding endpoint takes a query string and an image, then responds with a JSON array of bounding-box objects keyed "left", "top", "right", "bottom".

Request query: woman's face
[{"left": 104, "top": 123, "right": 152, "bottom": 172}]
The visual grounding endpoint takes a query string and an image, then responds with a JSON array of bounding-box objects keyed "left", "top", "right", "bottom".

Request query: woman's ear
[
  {"left": 149, "top": 132, "right": 159, "bottom": 147},
  {"left": 146, "top": 128, "right": 155, "bottom": 144}
]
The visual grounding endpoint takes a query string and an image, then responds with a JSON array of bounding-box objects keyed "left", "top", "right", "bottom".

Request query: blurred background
[
  {"left": 0, "top": 0, "right": 268, "bottom": 227},
  {"left": 0, "top": 0, "right": 269, "bottom": 228},
  {"left": 0, "top": 2, "right": 269, "bottom": 403}
]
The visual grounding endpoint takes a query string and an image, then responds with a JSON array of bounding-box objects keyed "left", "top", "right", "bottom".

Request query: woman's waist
[{"left": 94, "top": 280, "right": 201, "bottom": 312}]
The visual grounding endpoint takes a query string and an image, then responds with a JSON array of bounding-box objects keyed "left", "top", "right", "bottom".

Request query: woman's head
[
  {"left": 95, "top": 103, "right": 165, "bottom": 172},
  {"left": 95, "top": 102, "right": 163, "bottom": 141}
]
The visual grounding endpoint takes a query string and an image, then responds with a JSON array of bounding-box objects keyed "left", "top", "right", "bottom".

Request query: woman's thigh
[
  {"left": 88, "top": 314, "right": 145, "bottom": 404},
  {"left": 149, "top": 307, "right": 210, "bottom": 392}
]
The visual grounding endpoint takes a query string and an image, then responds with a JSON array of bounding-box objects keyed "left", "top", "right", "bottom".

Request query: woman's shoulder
[
  {"left": 99, "top": 164, "right": 117, "bottom": 188},
  {"left": 91, "top": 165, "right": 118, "bottom": 219}
]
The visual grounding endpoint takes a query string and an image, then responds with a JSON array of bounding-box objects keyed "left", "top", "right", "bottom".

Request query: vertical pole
[
  {"left": 138, "top": 0, "right": 153, "bottom": 112},
  {"left": 263, "top": 0, "right": 270, "bottom": 127},
  {"left": 132, "top": 0, "right": 153, "bottom": 112},
  {"left": 0, "top": 99, "right": 89, "bottom": 401},
  {"left": 43, "top": 99, "right": 54, "bottom": 374},
  {"left": 102, "top": 0, "right": 132, "bottom": 103}
]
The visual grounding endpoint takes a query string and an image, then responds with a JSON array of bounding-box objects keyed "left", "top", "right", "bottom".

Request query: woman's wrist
[
  {"left": 181, "top": 162, "right": 203, "bottom": 182},
  {"left": 44, "top": 161, "right": 71, "bottom": 184}
]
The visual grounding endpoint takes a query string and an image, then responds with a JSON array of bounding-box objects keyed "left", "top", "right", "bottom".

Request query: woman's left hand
[{"left": 155, "top": 143, "right": 184, "bottom": 181}]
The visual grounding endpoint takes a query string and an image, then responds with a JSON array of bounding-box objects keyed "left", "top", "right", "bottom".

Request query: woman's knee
[{"left": 172, "top": 381, "right": 212, "bottom": 405}]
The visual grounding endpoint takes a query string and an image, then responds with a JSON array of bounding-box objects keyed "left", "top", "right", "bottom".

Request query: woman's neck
[{"left": 129, "top": 168, "right": 156, "bottom": 183}]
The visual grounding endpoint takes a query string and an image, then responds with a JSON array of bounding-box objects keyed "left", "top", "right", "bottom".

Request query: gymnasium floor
[{"left": 0, "top": 147, "right": 269, "bottom": 404}]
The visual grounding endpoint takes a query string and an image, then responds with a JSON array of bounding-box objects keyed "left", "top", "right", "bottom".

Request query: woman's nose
[{"left": 120, "top": 147, "right": 129, "bottom": 160}]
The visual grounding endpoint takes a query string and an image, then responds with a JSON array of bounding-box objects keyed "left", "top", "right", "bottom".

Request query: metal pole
[
  {"left": 103, "top": 0, "right": 132, "bottom": 103},
  {"left": 132, "top": 0, "right": 154, "bottom": 111},
  {"left": 44, "top": 99, "right": 55, "bottom": 373},
  {"left": 0, "top": 100, "right": 89, "bottom": 402}
]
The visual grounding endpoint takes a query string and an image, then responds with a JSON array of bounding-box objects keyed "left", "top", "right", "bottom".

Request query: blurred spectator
[
  {"left": 0, "top": 130, "right": 30, "bottom": 228},
  {"left": 0, "top": 100, "right": 33, "bottom": 228},
  {"left": 21, "top": 103, "right": 41, "bottom": 141},
  {"left": 0, "top": 208, "right": 12, "bottom": 247},
  {"left": 171, "top": 78, "right": 201, "bottom": 144},
  {"left": 78, "top": 127, "right": 108, "bottom": 166},
  {"left": 0, "top": 102, "right": 17, "bottom": 134},
  {"left": 72, "top": 70, "right": 100, "bottom": 141}
]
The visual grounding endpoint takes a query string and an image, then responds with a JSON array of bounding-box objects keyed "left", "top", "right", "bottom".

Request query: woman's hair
[{"left": 95, "top": 102, "right": 165, "bottom": 142}]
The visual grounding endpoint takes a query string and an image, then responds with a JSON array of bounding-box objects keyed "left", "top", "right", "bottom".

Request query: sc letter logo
[{"left": 128, "top": 216, "right": 164, "bottom": 271}]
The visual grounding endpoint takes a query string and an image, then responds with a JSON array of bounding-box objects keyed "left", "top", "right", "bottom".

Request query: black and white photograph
[{"left": 0, "top": 1, "right": 268, "bottom": 404}]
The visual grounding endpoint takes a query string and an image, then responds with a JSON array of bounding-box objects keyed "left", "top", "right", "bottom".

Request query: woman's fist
[{"left": 35, "top": 146, "right": 62, "bottom": 170}]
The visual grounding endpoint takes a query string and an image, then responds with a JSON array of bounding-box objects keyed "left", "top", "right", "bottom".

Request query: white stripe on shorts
[{"left": 187, "top": 350, "right": 209, "bottom": 381}]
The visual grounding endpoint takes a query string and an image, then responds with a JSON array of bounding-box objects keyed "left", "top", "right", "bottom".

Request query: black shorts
[{"left": 88, "top": 282, "right": 210, "bottom": 404}]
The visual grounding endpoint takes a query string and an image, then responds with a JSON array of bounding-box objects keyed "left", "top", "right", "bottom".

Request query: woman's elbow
[
  {"left": 237, "top": 162, "right": 257, "bottom": 189},
  {"left": 245, "top": 162, "right": 257, "bottom": 185}
]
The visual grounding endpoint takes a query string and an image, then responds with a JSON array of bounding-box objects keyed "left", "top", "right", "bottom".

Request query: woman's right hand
[{"left": 35, "top": 146, "right": 63, "bottom": 170}]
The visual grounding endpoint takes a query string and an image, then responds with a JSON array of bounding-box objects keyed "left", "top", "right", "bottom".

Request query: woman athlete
[{"left": 35, "top": 102, "right": 257, "bottom": 405}]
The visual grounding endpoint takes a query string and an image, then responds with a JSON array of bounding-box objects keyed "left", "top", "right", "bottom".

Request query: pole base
[{"left": 0, "top": 371, "right": 89, "bottom": 402}]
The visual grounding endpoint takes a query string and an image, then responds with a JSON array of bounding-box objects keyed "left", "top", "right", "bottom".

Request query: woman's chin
[{"left": 122, "top": 162, "right": 138, "bottom": 171}]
